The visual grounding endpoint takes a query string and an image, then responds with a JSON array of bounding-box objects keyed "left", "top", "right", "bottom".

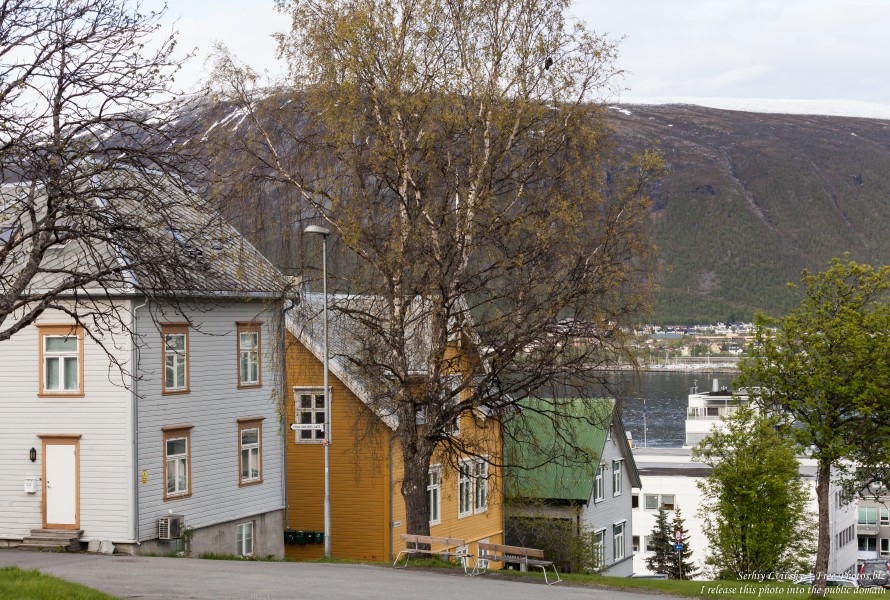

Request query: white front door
[{"left": 44, "top": 441, "right": 78, "bottom": 529}]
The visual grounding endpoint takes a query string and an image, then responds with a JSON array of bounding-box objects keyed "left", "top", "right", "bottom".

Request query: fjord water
[{"left": 613, "top": 371, "right": 736, "bottom": 447}]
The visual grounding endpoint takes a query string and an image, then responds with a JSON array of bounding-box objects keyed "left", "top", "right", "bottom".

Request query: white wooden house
[{"left": 0, "top": 184, "right": 287, "bottom": 557}]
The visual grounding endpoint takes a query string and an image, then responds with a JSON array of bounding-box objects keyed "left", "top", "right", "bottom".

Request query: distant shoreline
[{"left": 612, "top": 362, "right": 739, "bottom": 374}]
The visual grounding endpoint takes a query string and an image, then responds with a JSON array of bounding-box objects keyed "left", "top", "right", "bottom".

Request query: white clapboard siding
[
  {"left": 0, "top": 304, "right": 134, "bottom": 542},
  {"left": 136, "top": 301, "right": 284, "bottom": 540}
]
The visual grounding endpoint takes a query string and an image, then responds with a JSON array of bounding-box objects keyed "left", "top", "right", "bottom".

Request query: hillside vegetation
[
  {"left": 191, "top": 98, "right": 890, "bottom": 323},
  {"left": 611, "top": 104, "right": 890, "bottom": 323}
]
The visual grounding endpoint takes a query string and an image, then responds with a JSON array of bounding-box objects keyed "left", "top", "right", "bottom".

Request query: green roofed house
[{"left": 504, "top": 398, "right": 641, "bottom": 576}]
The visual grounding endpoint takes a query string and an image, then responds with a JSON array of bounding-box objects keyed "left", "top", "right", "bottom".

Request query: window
[
  {"left": 458, "top": 460, "right": 472, "bottom": 517},
  {"left": 645, "top": 535, "right": 657, "bottom": 553},
  {"left": 237, "top": 323, "right": 261, "bottom": 388},
  {"left": 474, "top": 459, "right": 489, "bottom": 513},
  {"left": 38, "top": 325, "right": 83, "bottom": 396},
  {"left": 294, "top": 389, "right": 326, "bottom": 442},
  {"left": 613, "top": 522, "right": 625, "bottom": 560},
  {"left": 163, "top": 426, "right": 192, "bottom": 499},
  {"left": 882, "top": 538, "right": 890, "bottom": 557},
  {"left": 238, "top": 418, "right": 263, "bottom": 486},
  {"left": 428, "top": 466, "right": 442, "bottom": 525},
  {"left": 859, "top": 537, "right": 877, "bottom": 552},
  {"left": 458, "top": 457, "right": 488, "bottom": 518},
  {"left": 881, "top": 508, "right": 889, "bottom": 525},
  {"left": 631, "top": 494, "right": 639, "bottom": 509},
  {"left": 236, "top": 522, "right": 254, "bottom": 556},
  {"left": 594, "top": 530, "right": 605, "bottom": 567},
  {"left": 860, "top": 507, "right": 878, "bottom": 525},
  {"left": 162, "top": 325, "right": 189, "bottom": 394},
  {"left": 593, "top": 464, "right": 604, "bottom": 502},
  {"left": 612, "top": 460, "right": 623, "bottom": 496},
  {"left": 632, "top": 535, "right": 640, "bottom": 553},
  {"left": 645, "top": 494, "right": 676, "bottom": 511}
]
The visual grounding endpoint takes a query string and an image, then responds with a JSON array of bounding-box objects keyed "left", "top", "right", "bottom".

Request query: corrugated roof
[{"left": 504, "top": 398, "right": 615, "bottom": 503}]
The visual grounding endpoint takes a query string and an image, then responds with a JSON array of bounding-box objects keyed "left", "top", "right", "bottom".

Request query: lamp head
[{"left": 304, "top": 225, "right": 330, "bottom": 237}]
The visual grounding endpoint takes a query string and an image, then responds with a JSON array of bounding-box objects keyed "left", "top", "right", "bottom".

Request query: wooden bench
[
  {"left": 474, "top": 542, "right": 562, "bottom": 584},
  {"left": 393, "top": 534, "right": 473, "bottom": 575}
]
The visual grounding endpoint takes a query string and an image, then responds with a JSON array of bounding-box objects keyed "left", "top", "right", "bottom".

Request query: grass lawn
[{"left": 0, "top": 566, "right": 117, "bottom": 600}]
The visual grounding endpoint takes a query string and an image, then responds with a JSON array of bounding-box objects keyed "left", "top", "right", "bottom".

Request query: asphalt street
[{"left": 0, "top": 550, "right": 668, "bottom": 600}]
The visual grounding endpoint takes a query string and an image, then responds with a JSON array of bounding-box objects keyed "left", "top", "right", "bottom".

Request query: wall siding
[
  {"left": 0, "top": 306, "right": 134, "bottom": 542},
  {"left": 283, "top": 334, "right": 504, "bottom": 562},
  {"left": 581, "top": 433, "right": 635, "bottom": 575},
  {"left": 136, "top": 301, "right": 284, "bottom": 541}
]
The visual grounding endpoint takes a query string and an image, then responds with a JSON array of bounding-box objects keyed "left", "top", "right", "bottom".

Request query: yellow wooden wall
[
  {"left": 390, "top": 410, "right": 505, "bottom": 558},
  {"left": 283, "top": 335, "right": 391, "bottom": 561},
  {"left": 284, "top": 332, "right": 504, "bottom": 562}
]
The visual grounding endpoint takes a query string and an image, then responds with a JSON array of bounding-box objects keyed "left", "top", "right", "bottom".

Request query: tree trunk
[
  {"left": 812, "top": 460, "right": 831, "bottom": 598},
  {"left": 401, "top": 443, "right": 433, "bottom": 538}
]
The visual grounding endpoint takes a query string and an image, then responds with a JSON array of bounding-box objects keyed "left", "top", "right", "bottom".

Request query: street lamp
[{"left": 304, "top": 224, "right": 331, "bottom": 559}]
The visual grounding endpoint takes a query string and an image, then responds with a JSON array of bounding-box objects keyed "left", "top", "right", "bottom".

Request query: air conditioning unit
[{"left": 158, "top": 515, "right": 183, "bottom": 541}]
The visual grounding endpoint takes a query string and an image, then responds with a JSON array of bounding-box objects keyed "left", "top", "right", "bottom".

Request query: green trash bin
[
  {"left": 295, "top": 530, "right": 306, "bottom": 545},
  {"left": 315, "top": 531, "right": 324, "bottom": 545},
  {"left": 305, "top": 530, "right": 315, "bottom": 544},
  {"left": 284, "top": 530, "right": 298, "bottom": 545}
]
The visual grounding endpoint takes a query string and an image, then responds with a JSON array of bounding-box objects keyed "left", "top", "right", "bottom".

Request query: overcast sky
[{"left": 152, "top": 0, "right": 890, "bottom": 110}]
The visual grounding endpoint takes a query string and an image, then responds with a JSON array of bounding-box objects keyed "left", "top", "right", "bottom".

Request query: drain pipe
[
  {"left": 131, "top": 298, "right": 148, "bottom": 545},
  {"left": 282, "top": 295, "right": 299, "bottom": 528}
]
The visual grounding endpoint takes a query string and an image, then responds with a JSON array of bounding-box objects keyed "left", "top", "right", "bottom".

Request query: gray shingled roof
[
  {"left": 1, "top": 179, "right": 285, "bottom": 298},
  {"left": 287, "top": 292, "right": 449, "bottom": 429}
]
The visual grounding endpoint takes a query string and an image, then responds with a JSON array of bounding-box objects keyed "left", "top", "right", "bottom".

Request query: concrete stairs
[{"left": 17, "top": 529, "right": 83, "bottom": 552}]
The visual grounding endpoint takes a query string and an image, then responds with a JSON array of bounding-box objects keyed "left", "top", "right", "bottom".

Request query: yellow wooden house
[{"left": 283, "top": 293, "right": 504, "bottom": 562}]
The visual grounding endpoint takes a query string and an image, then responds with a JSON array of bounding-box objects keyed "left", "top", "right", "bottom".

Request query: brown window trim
[
  {"left": 37, "top": 324, "right": 85, "bottom": 398},
  {"left": 238, "top": 417, "right": 264, "bottom": 487},
  {"left": 236, "top": 322, "right": 262, "bottom": 389},
  {"left": 161, "top": 323, "right": 190, "bottom": 395},
  {"left": 163, "top": 426, "right": 193, "bottom": 501}
]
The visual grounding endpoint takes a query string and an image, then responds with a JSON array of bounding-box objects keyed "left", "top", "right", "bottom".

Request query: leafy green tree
[
  {"left": 737, "top": 258, "right": 890, "bottom": 595},
  {"left": 667, "top": 508, "right": 697, "bottom": 580},
  {"left": 645, "top": 507, "right": 673, "bottom": 576},
  {"left": 693, "top": 407, "right": 815, "bottom": 579}
]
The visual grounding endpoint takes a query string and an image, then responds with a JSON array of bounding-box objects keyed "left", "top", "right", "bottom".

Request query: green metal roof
[{"left": 504, "top": 398, "right": 615, "bottom": 503}]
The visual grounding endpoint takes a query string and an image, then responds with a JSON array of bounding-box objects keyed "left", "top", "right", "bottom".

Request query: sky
[{"left": 148, "top": 0, "right": 890, "bottom": 116}]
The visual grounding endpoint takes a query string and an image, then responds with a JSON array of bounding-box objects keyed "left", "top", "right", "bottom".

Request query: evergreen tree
[
  {"left": 645, "top": 507, "right": 673, "bottom": 576},
  {"left": 667, "top": 508, "right": 698, "bottom": 580}
]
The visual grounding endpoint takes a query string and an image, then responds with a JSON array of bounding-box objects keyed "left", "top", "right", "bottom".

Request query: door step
[{"left": 18, "top": 529, "right": 83, "bottom": 552}]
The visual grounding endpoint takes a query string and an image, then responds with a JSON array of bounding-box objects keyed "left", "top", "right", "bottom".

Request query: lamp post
[{"left": 304, "top": 224, "right": 331, "bottom": 559}]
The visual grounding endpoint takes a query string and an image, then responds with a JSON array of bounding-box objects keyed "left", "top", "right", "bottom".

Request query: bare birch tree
[
  {"left": 212, "top": 0, "right": 662, "bottom": 536},
  {"left": 0, "top": 0, "right": 219, "bottom": 344}
]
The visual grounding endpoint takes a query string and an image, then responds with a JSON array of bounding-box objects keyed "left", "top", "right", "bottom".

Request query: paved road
[{"left": 0, "top": 551, "right": 666, "bottom": 600}]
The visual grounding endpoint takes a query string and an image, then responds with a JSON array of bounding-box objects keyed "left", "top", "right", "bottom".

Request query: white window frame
[
  {"left": 238, "top": 420, "right": 262, "bottom": 485},
  {"left": 428, "top": 465, "right": 442, "bottom": 525},
  {"left": 594, "top": 529, "right": 606, "bottom": 566},
  {"left": 882, "top": 538, "right": 890, "bottom": 557},
  {"left": 881, "top": 507, "right": 889, "bottom": 525},
  {"left": 860, "top": 506, "right": 878, "bottom": 525},
  {"left": 458, "top": 459, "right": 472, "bottom": 518},
  {"left": 163, "top": 428, "right": 191, "bottom": 499},
  {"left": 612, "top": 459, "right": 623, "bottom": 496},
  {"left": 613, "top": 521, "right": 626, "bottom": 560},
  {"left": 474, "top": 458, "right": 489, "bottom": 514},
  {"left": 644, "top": 494, "right": 659, "bottom": 510},
  {"left": 294, "top": 387, "right": 327, "bottom": 443},
  {"left": 236, "top": 521, "right": 254, "bottom": 556},
  {"left": 162, "top": 327, "right": 189, "bottom": 393},
  {"left": 593, "top": 464, "right": 604, "bottom": 502},
  {"left": 237, "top": 324, "right": 261, "bottom": 387},
  {"left": 42, "top": 333, "right": 80, "bottom": 393}
]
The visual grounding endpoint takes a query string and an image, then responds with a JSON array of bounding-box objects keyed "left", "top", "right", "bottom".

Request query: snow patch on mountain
[{"left": 617, "top": 97, "right": 890, "bottom": 121}]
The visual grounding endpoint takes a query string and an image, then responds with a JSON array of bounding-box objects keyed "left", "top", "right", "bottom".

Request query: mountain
[
  {"left": 184, "top": 97, "right": 890, "bottom": 324},
  {"left": 608, "top": 103, "right": 890, "bottom": 323}
]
